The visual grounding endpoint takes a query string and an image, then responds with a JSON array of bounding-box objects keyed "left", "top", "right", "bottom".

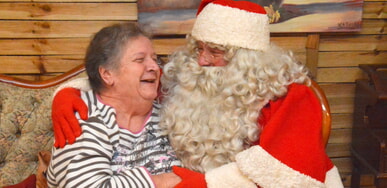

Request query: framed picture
[{"left": 138, "top": 0, "right": 364, "bottom": 35}]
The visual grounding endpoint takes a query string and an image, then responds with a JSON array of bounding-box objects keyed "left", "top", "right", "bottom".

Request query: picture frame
[{"left": 138, "top": 0, "right": 364, "bottom": 35}]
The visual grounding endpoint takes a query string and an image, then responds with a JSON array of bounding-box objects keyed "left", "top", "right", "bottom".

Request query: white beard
[{"left": 160, "top": 57, "right": 267, "bottom": 173}]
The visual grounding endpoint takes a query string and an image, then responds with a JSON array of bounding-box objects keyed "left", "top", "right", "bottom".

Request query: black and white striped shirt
[{"left": 47, "top": 90, "right": 181, "bottom": 188}]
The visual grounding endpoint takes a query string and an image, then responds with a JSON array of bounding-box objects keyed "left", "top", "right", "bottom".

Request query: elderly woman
[{"left": 46, "top": 23, "right": 181, "bottom": 188}]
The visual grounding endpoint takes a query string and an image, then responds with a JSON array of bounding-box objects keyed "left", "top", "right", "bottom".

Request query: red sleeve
[
  {"left": 204, "top": 84, "right": 341, "bottom": 187},
  {"left": 204, "top": 84, "right": 342, "bottom": 187},
  {"left": 257, "top": 83, "right": 332, "bottom": 182}
]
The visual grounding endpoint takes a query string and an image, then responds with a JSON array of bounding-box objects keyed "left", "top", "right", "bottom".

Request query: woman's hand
[{"left": 151, "top": 172, "right": 182, "bottom": 188}]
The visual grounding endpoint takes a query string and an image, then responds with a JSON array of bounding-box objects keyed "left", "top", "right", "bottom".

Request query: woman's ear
[{"left": 99, "top": 66, "right": 114, "bottom": 86}]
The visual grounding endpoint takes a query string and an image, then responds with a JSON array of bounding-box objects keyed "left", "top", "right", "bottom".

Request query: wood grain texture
[
  {"left": 0, "top": 55, "right": 83, "bottom": 74},
  {"left": 362, "top": 1, "right": 387, "bottom": 19},
  {"left": 319, "top": 35, "right": 387, "bottom": 51},
  {"left": 318, "top": 51, "right": 387, "bottom": 67},
  {"left": 317, "top": 67, "right": 366, "bottom": 83},
  {"left": 0, "top": 0, "right": 136, "bottom": 2},
  {"left": 0, "top": 2, "right": 137, "bottom": 20},
  {"left": 359, "top": 19, "right": 386, "bottom": 34},
  {"left": 0, "top": 21, "right": 126, "bottom": 38},
  {"left": 0, "top": 38, "right": 89, "bottom": 55}
]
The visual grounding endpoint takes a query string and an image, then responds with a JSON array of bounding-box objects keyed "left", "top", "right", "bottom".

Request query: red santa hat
[{"left": 192, "top": 0, "right": 270, "bottom": 51}]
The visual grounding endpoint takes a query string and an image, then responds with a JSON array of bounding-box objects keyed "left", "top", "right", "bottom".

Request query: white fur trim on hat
[
  {"left": 235, "top": 145, "right": 325, "bottom": 188},
  {"left": 192, "top": 3, "right": 270, "bottom": 51},
  {"left": 205, "top": 163, "right": 256, "bottom": 188}
]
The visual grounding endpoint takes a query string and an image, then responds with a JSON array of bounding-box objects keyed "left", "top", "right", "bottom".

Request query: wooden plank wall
[
  {"left": 0, "top": 0, "right": 386, "bottom": 187},
  {"left": 318, "top": 1, "right": 386, "bottom": 187},
  {"left": 0, "top": 0, "right": 137, "bottom": 80}
]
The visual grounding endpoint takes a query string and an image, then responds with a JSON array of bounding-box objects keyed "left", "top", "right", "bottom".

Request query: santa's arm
[
  {"left": 51, "top": 78, "right": 91, "bottom": 148},
  {"left": 53, "top": 77, "right": 91, "bottom": 96},
  {"left": 232, "top": 84, "right": 342, "bottom": 187}
]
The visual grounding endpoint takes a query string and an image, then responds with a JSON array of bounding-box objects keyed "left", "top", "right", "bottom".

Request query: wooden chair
[{"left": 309, "top": 80, "right": 332, "bottom": 147}]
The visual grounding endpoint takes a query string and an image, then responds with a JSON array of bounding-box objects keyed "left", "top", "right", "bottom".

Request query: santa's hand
[
  {"left": 52, "top": 88, "right": 88, "bottom": 148},
  {"left": 172, "top": 166, "right": 206, "bottom": 188}
]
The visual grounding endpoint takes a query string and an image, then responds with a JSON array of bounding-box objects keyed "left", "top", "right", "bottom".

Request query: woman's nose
[{"left": 147, "top": 58, "right": 160, "bottom": 71}]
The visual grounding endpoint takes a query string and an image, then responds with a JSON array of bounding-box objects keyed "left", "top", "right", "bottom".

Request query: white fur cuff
[
  {"left": 52, "top": 77, "right": 91, "bottom": 98},
  {"left": 235, "top": 146, "right": 325, "bottom": 188},
  {"left": 325, "top": 166, "right": 344, "bottom": 188},
  {"left": 205, "top": 163, "right": 256, "bottom": 188}
]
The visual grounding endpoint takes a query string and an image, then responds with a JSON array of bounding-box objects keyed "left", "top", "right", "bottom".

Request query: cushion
[
  {"left": 0, "top": 83, "right": 55, "bottom": 186},
  {"left": 0, "top": 72, "right": 86, "bottom": 187}
]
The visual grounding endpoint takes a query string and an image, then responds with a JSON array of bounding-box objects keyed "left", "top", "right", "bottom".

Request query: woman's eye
[
  {"left": 135, "top": 58, "right": 145, "bottom": 63},
  {"left": 152, "top": 57, "right": 158, "bottom": 63}
]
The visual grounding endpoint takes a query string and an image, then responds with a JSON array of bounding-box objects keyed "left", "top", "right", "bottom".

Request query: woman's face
[
  {"left": 197, "top": 41, "right": 228, "bottom": 67},
  {"left": 111, "top": 35, "right": 160, "bottom": 101}
]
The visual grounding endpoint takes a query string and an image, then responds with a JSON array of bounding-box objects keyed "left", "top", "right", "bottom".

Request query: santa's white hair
[{"left": 160, "top": 35, "right": 310, "bottom": 173}]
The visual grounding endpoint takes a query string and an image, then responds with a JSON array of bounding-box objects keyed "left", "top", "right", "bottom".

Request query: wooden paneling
[
  {"left": 318, "top": 51, "right": 387, "bottom": 67},
  {"left": 0, "top": 38, "right": 186, "bottom": 56},
  {"left": 0, "top": 21, "right": 126, "bottom": 38},
  {"left": 271, "top": 37, "right": 307, "bottom": 52},
  {"left": 333, "top": 157, "right": 353, "bottom": 174},
  {"left": 331, "top": 113, "right": 353, "bottom": 129},
  {"left": 319, "top": 35, "right": 387, "bottom": 52},
  {"left": 0, "top": 0, "right": 137, "bottom": 78},
  {"left": 362, "top": 1, "right": 387, "bottom": 19},
  {"left": 316, "top": 2, "right": 386, "bottom": 186},
  {"left": 317, "top": 67, "right": 365, "bottom": 83},
  {"left": 0, "top": 38, "right": 89, "bottom": 55},
  {"left": 0, "top": 55, "right": 83, "bottom": 74},
  {"left": 327, "top": 143, "right": 351, "bottom": 158},
  {"left": 359, "top": 19, "right": 386, "bottom": 34},
  {"left": 329, "top": 129, "right": 352, "bottom": 144},
  {"left": 321, "top": 84, "right": 356, "bottom": 113},
  {"left": 342, "top": 174, "right": 379, "bottom": 187},
  {"left": 0, "top": 3, "right": 137, "bottom": 20},
  {"left": 0, "top": 0, "right": 136, "bottom": 2}
]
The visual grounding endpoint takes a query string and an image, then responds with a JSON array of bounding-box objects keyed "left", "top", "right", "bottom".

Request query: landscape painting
[{"left": 138, "top": 0, "right": 364, "bottom": 35}]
